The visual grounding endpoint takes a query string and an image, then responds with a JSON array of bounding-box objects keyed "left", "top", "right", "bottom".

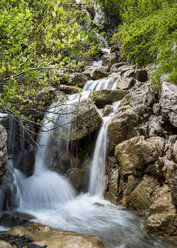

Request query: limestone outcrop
[{"left": 105, "top": 75, "right": 177, "bottom": 240}]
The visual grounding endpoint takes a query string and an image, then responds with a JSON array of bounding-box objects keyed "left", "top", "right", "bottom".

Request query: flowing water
[{"left": 0, "top": 59, "right": 175, "bottom": 247}]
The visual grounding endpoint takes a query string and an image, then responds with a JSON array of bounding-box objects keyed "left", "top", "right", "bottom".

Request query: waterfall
[{"left": 15, "top": 101, "right": 78, "bottom": 210}]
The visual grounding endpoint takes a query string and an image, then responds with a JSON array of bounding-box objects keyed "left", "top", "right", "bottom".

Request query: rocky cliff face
[{"left": 105, "top": 75, "right": 177, "bottom": 239}]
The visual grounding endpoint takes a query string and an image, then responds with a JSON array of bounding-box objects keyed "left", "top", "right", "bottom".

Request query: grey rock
[{"left": 159, "top": 82, "right": 177, "bottom": 127}]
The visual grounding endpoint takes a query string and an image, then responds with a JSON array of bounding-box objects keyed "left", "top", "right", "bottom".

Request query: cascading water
[
  {"left": 0, "top": 55, "right": 174, "bottom": 248},
  {"left": 88, "top": 101, "right": 120, "bottom": 197},
  {"left": 4, "top": 76, "right": 169, "bottom": 248}
]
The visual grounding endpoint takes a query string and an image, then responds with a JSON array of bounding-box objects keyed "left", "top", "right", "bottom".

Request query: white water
[
  {"left": 88, "top": 101, "right": 120, "bottom": 197},
  {"left": 1, "top": 60, "right": 171, "bottom": 247}
]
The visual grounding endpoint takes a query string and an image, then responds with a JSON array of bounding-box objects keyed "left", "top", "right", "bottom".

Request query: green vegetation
[
  {"left": 98, "top": 0, "right": 177, "bottom": 85},
  {"left": 0, "top": 0, "right": 101, "bottom": 127}
]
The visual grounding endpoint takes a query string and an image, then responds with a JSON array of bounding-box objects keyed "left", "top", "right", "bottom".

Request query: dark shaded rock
[
  {"left": 0, "top": 212, "right": 34, "bottom": 228},
  {"left": 0, "top": 125, "right": 8, "bottom": 184},
  {"left": 0, "top": 234, "right": 46, "bottom": 248},
  {"left": 67, "top": 167, "right": 87, "bottom": 191},
  {"left": 133, "top": 69, "right": 148, "bottom": 82}
]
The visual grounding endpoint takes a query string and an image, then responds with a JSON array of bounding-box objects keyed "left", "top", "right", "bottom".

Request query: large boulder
[
  {"left": 116, "top": 77, "right": 136, "bottom": 90},
  {"left": 0, "top": 125, "right": 8, "bottom": 185},
  {"left": 69, "top": 73, "right": 88, "bottom": 87},
  {"left": 91, "top": 67, "right": 109, "bottom": 80},
  {"left": 146, "top": 190, "right": 177, "bottom": 237},
  {"left": 69, "top": 100, "right": 102, "bottom": 141},
  {"left": 91, "top": 89, "right": 128, "bottom": 107},
  {"left": 108, "top": 82, "right": 155, "bottom": 148},
  {"left": 159, "top": 82, "right": 177, "bottom": 127},
  {"left": 114, "top": 136, "right": 162, "bottom": 176},
  {"left": 6, "top": 223, "right": 108, "bottom": 248}
]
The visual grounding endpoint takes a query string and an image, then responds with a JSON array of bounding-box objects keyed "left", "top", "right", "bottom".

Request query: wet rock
[
  {"left": 52, "top": 151, "right": 72, "bottom": 174},
  {"left": 0, "top": 212, "right": 34, "bottom": 228},
  {"left": 67, "top": 167, "right": 87, "bottom": 191},
  {"left": 7, "top": 223, "right": 108, "bottom": 248},
  {"left": 159, "top": 82, "right": 177, "bottom": 127},
  {"left": 69, "top": 73, "right": 88, "bottom": 87},
  {"left": 0, "top": 125, "right": 8, "bottom": 184},
  {"left": 91, "top": 67, "right": 109, "bottom": 80},
  {"left": 102, "top": 105, "right": 113, "bottom": 117},
  {"left": 0, "top": 233, "right": 46, "bottom": 248},
  {"left": 91, "top": 89, "right": 128, "bottom": 108},
  {"left": 69, "top": 100, "right": 102, "bottom": 141},
  {"left": 115, "top": 136, "right": 159, "bottom": 176},
  {"left": 116, "top": 77, "right": 136, "bottom": 90},
  {"left": 102, "top": 54, "right": 117, "bottom": 67},
  {"left": 104, "top": 167, "right": 119, "bottom": 205}
]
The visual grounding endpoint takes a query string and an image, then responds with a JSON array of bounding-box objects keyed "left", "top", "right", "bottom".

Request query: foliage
[
  {"left": 151, "top": 30, "right": 177, "bottom": 86},
  {"left": 112, "top": 4, "right": 177, "bottom": 65},
  {"left": 96, "top": 0, "right": 121, "bottom": 19},
  {"left": 0, "top": 0, "right": 101, "bottom": 131},
  {"left": 106, "top": 0, "right": 177, "bottom": 86}
]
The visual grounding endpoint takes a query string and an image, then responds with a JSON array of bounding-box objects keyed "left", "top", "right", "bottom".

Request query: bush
[
  {"left": 152, "top": 30, "right": 177, "bottom": 85},
  {"left": 0, "top": 0, "right": 101, "bottom": 126},
  {"left": 111, "top": 3, "right": 177, "bottom": 65}
]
